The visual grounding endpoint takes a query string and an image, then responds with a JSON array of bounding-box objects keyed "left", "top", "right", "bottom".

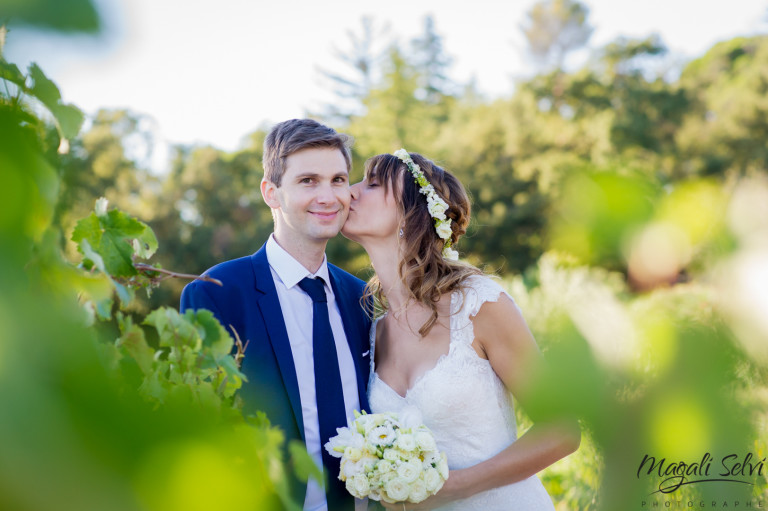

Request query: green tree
[
  {"left": 520, "top": 0, "right": 593, "bottom": 72},
  {"left": 55, "top": 109, "right": 157, "bottom": 255},
  {"left": 676, "top": 36, "right": 768, "bottom": 178},
  {"left": 316, "top": 16, "right": 391, "bottom": 123},
  {"left": 410, "top": 15, "right": 454, "bottom": 104}
]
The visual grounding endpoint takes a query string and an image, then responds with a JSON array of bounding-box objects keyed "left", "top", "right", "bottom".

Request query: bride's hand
[{"left": 377, "top": 469, "right": 465, "bottom": 511}]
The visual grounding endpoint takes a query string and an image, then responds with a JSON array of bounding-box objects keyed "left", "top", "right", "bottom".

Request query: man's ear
[{"left": 261, "top": 178, "right": 280, "bottom": 209}]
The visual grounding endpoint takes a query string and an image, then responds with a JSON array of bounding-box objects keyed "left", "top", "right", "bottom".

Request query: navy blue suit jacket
[{"left": 180, "top": 243, "right": 371, "bottom": 503}]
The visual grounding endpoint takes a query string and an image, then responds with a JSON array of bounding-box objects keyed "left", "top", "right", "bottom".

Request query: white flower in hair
[
  {"left": 394, "top": 148, "right": 459, "bottom": 261},
  {"left": 442, "top": 246, "right": 459, "bottom": 261},
  {"left": 435, "top": 220, "right": 452, "bottom": 240}
]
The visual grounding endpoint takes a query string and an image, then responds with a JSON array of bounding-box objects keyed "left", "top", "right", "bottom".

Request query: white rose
[
  {"left": 423, "top": 467, "right": 443, "bottom": 492},
  {"left": 414, "top": 431, "right": 437, "bottom": 452},
  {"left": 376, "top": 460, "right": 393, "bottom": 474},
  {"left": 368, "top": 487, "right": 382, "bottom": 501},
  {"left": 395, "top": 433, "right": 417, "bottom": 452},
  {"left": 396, "top": 459, "right": 422, "bottom": 484},
  {"left": 408, "top": 478, "right": 429, "bottom": 503},
  {"left": 419, "top": 184, "right": 435, "bottom": 196},
  {"left": 435, "top": 220, "right": 452, "bottom": 240},
  {"left": 437, "top": 453, "right": 450, "bottom": 479},
  {"left": 361, "top": 454, "right": 379, "bottom": 473},
  {"left": 343, "top": 459, "right": 363, "bottom": 479},
  {"left": 383, "top": 448, "right": 401, "bottom": 462},
  {"left": 350, "top": 473, "right": 370, "bottom": 498},
  {"left": 383, "top": 477, "right": 410, "bottom": 502},
  {"left": 394, "top": 148, "right": 409, "bottom": 160},
  {"left": 344, "top": 446, "right": 362, "bottom": 462},
  {"left": 442, "top": 246, "right": 459, "bottom": 260}
]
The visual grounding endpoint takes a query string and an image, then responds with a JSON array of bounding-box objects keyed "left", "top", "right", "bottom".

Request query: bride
[{"left": 341, "top": 150, "right": 581, "bottom": 510}]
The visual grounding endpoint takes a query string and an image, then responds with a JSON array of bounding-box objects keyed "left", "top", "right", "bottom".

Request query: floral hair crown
[{"left": 393, "top": 149, "right": 459, "bottom": 261}]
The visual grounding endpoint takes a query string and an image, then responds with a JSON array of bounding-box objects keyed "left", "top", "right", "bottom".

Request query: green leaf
[
  {"left": 26, "top": 63, "right": 84, "bottom": 138},
  {"left": 187, "top": 308, "right": 233, "bottom": 358},
  {"left": 112, "top": 280, "right": 134, "bottom": 307},
  {"left": 28, "top": 63, "right": 62, "bottom": 110},
  {"left": 117, "top": 323, "right": 155, "bottom": 375},
  {"left": 50, "top": 103, "right": 84, "bottom": 140},
  {"left": 138, "top": 368, "right": 168, "bottom": 403},
  {"left": 0, "top": 60, "right": 26, "bottom": 88},
  {"left": 93, "top": 296, "right": 113, "bottom": 321},
  {"left": 72, "top": 209, "right": 159, "bottom": 277},
  {"left": 146, "top": 307, "right": 199, "bottom": 349},
  {"left": 218, "top": 355, "right": 246, "bottom": 382},
  {"left": 288, "top": 440, "right": 324, "bottom": 484},
  {"left": 78, "top": 238, "right": 106, "bottom": 273}
]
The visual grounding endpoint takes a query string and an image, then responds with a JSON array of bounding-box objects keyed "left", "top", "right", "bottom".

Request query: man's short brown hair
[{"left": 262, "top": 119, "right": 352, "bottom": 186}]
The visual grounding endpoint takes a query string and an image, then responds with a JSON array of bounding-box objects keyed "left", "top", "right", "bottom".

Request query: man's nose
[{"left": 316, "top": 182, "right": 338, "bottom": 203}]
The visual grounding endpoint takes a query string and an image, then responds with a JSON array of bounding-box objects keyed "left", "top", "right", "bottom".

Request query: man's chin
[{"left": 310, "top": 224, "right": 344, "bottom": 241}]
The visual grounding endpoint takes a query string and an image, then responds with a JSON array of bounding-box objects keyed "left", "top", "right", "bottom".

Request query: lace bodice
[{"left": 367, "top": 275, "right": 554, "bottom": 510}]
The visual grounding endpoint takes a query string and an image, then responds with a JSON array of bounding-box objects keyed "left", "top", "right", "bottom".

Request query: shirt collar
[{"left": 266, "top": 234, "right": 331, "bottom": 290}]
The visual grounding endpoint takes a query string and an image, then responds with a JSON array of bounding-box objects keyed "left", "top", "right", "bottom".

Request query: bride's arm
[
  {"left": 381, "top": 295, "right": 580, "bottom": 510},
  {"left": 454, "top": 294, "right": 581, "bottom": 496}
]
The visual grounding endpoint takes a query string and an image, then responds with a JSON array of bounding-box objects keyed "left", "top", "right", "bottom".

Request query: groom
[{"left": 180, "top": 119, "right": 370, "bottom": 511}]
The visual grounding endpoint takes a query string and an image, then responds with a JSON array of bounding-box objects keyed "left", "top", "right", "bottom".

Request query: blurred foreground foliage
[
  {"left": 0, "top": 13, "right": 318, "bottom": 511},
  {"left": 2, "top": 2, "right": 768, "bottom": 509}
]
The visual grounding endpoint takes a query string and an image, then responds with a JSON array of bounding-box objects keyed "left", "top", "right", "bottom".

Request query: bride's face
[{"left": 342, "top": 169, "right": 400, "bottom": 244}]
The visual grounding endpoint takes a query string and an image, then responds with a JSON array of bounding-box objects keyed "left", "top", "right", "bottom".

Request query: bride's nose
[{"left": 349, "top": 182, "right": 361, "bottom": 200}]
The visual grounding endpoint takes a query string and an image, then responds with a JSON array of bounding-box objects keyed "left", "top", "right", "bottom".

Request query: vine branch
[{"left": 134, "top": 263, "right": 223, "bottom": 286}]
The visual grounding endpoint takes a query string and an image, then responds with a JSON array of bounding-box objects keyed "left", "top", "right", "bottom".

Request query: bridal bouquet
[{"left": 324, "top": 408, "right": 449, "bottom": 503}]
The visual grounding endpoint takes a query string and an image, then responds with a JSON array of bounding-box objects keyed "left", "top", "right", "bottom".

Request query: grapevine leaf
[
  {"left": 0, "top": 60, "right": 25, "bottom": 88},
  {"left": 28, "top": 63, "right": 61, "bottom": 106},
  {"left": 113, "top": 280, "right": 134, "bottom": 307},
  {"left": 187, "top": 308, "right": 232, "bottom": 358},
  {"left": 146, "top": 307, "right": 199, "bottom": 349},
  {"left": 50, "top": 103, "right": 85, "bottom": 139},
  {"left": 218, "top": 355, "right": 246, "bottom": 382},
  {"left": 72, "top": 209, "right": 158, "bottom": 277},
  {"left": 78, "top": 238, "right": 106, "bottom": 273},
  {"left": 94, "top": 296, "right": 114, "bottom": 321},
  {"left": 117, "top": 322, "right": 155, "bottom": 375},
  {"left": 289, "top": 440, "right": 324, "bottom": 484},
  {"left": 139, "top": 368, "right": 168, "bottom": 403}
]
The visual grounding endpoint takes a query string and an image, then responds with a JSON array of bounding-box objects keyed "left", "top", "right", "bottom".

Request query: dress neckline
[
  {"left": 371, "top": 290, "right": 459, "bottom": 399},
  {"left": 373, "top": 343, "right": 454, "bottom": 399}
]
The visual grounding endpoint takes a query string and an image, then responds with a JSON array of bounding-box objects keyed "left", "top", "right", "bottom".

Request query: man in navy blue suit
[{"left": 180, "top": 119, "right": 370, "bottom": 511}]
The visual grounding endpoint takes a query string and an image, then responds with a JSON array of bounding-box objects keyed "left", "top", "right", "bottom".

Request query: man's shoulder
[
  {"left": 184, "top": 251, "right": 265, "bottom": 296},
  {"left": 201, "top": 254, "right": 257, "bottom": 279}
]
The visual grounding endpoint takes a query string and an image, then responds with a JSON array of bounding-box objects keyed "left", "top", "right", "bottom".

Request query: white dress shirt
[{"left": 265, "top": 235, "right": 365, "bottom": 511}]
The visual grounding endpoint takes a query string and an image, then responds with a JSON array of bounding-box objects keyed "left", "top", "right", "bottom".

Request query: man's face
[{"left": 262, "top": 146, "right": 351, "bottom": 247}]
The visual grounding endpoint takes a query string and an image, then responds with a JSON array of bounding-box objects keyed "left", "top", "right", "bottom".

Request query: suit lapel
[
  {"left": 250, "top": 246, "right": 305, "bottom": 442},
  {"left": 328, "top": 267, "right": 371, "bottom": 413}
]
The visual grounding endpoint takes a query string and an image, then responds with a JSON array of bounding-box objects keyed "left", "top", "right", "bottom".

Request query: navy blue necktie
[{"left": 297, "top": 277, "right": 353, "bottom": 511}]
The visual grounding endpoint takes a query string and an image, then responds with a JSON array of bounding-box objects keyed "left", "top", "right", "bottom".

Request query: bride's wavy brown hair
[{"left": 363, "top": 152, "right": 482, "bottom": 336}]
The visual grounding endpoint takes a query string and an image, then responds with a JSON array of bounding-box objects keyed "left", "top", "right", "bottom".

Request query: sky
[{"left": 5, "top": 0, "right": 767, "bottom": 167}]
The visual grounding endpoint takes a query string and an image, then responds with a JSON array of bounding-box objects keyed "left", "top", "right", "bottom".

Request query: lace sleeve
[{"left": 451, "top": 275, "right": 519, "bottom": 346}]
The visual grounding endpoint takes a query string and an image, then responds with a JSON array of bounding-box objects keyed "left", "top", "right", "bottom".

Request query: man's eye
[
  {"left": 300, "top": 178, "right": 313, "bottom": 184},
  {"left": 334, "top": 177, "right": 347, "bottom": 183}
]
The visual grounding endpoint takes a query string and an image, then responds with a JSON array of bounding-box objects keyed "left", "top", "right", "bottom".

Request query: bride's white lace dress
[{"left": 367, "top": 275, "right": 555, "bottom": 510}]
